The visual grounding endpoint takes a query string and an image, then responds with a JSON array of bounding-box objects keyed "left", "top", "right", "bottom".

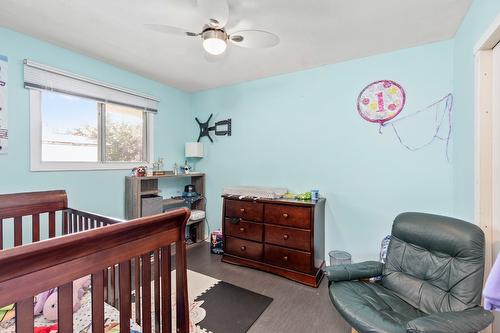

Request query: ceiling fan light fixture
[{"left": 202, "top": 29, "right": 227, "bottom": 55}]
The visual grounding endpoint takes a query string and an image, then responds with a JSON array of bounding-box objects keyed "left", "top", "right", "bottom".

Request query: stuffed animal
[
  {"left": 34, "top": 289, "right": 55, "bottom": 316},
  {"left": 41, "top": 276, "right": 91, "bottom": 321},
  {"left": 34, "top": 324, "right": 58, "bottom": 333},
  {"left": 132, "top": 166, "right": 147, "bottom": 177}
]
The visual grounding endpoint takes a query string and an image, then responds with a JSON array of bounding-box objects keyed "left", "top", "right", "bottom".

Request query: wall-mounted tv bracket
[{"left": 195, "top": 113, "right": 232, "bottom": 142}]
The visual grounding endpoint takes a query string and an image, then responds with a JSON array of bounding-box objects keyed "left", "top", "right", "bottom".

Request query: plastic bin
[
  {"left": 141, "top": 195, "right": 163, "bottom": 216},
  {"left": 329, "top": 250, "right": 352, "bottom": 266}
]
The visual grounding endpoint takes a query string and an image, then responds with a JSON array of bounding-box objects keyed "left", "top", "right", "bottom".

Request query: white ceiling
[{"left": 0, "top": 0, "right": 471, "bottom": 92}]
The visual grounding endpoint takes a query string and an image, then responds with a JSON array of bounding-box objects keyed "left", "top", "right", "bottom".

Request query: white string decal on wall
[
  {"left": 357, "top": 80, "right": 453, "bottom": 161},
  {"left": 380, "top": 93, "right": 453, "bottom": 161},
  {"left": 0, "top": 54, "right": 7, "bottom": 154}
]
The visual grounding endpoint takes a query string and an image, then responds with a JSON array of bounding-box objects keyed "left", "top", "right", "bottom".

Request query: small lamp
[
  {"left": 185, "top": 142, "right": 204, "bottom": 158},
  {"left": 184, "top": 142, "right": 204, "bottom": 173}
]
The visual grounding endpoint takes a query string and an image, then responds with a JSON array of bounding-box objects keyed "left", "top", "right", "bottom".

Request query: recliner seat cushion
[
  {"left": 382, "top": 213, "right": 485, "bottom": 314},
  {"left": 330, "top": 281, "right": 424, "bottom": 333}
]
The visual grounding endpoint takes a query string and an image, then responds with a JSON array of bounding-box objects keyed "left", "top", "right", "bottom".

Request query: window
[
  {"left": 26, "top": 61, "right": 156, "bottom": 171},
  {"left": 41, "top": 91, "right": 99, "bottom": 162},
  {"left": 104, "top": 103, "right": 145, "bottom": 162}
]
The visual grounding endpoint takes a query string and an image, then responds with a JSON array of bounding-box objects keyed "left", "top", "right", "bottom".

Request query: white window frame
[{"left": 30, "top": 89, "right": 154, "bottom": 171}]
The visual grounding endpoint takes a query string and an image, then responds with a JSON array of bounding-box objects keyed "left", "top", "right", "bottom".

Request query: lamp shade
[{"left": 185, "top": 142, "right": 204, "bottom": 158}]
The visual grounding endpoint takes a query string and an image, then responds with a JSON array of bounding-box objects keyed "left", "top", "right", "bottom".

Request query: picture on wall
[{"left": 0, "top": 54, "right": 7, "bottom": 154}]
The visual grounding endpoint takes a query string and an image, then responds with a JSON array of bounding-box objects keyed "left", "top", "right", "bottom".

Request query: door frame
[{"left": 475, "top": 10, "right": 500, "bottom": 298}]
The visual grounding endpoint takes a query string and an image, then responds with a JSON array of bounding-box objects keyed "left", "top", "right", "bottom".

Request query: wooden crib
[{"left": 0, "top": 190, "right": 190, "bottom": 333}]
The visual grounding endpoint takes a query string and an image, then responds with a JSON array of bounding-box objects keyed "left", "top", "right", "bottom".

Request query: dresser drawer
[
  {"left": 265, "top": 224, "right": 311, "bottom": 251},
  {"left": 264, "top": 204, "right": 311, "bottom": 229},
  {"left": 225, "top": 236, "right": 263, "bottom": 261},
  {"left": 264, "top": 244, "right": 312, "bottom": 273},
  {"left": 225, "top": 218, "right": 263, "bottom": 242},
  {"left": 225, "top": 200, "right": 263, "bottom": 222}
]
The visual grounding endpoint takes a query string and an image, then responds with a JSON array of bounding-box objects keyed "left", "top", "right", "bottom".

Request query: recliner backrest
[{"left": 382, "top": 212, "right": 485, "bottom": 314}]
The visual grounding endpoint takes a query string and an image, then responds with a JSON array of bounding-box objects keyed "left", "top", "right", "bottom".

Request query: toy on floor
[
  {"left": 210, "top": 230, "right": 223, "bottom": 255},
  {"left": 34, "top": 275, "right": 91, "bottom": 321}
]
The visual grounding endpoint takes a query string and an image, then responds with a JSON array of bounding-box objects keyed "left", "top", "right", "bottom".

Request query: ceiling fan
[{"left": 144, "top": 0, "right": 280, "bottom": 57}]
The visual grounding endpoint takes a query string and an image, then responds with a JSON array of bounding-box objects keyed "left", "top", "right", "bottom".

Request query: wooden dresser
[{"left": 221, "top": 196, "right": 325, "bottom": 287}]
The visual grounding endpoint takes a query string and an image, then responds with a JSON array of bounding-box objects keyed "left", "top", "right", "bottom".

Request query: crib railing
[
  {"left": 64, "top": 208, "right": 122, "bottom": 234},
  {"left": 0, "top": 190, "right": 190, "bottom": 333},
  {"left": 0, "top": 190, "right": 120, "bottom": 249}
]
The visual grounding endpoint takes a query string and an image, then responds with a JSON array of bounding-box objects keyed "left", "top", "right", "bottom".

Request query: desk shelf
[{"left": 125, "top": 172, "right": 206, "bottom": 243}]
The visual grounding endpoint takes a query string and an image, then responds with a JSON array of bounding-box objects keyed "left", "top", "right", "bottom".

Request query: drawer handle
[
  {"left": 283, "top": 234, "right": 289, "bottom": 240},
  {"left": 283, "top": 256, "right": 288, "bottom": 261},
  {"left": 240, "top": 208, "right": 246, "bottom": 213},
  {"left": 239, "top": 227, "right": 245, "bottom": 232},
  {"left": 240, "top": 246, "right": 246, "bottom": 251},
  {"left": 282, "top": 213, "right": 289, "bottom": 219}
]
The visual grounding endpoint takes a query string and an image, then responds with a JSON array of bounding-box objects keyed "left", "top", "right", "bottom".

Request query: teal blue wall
[
  {"left": 192, "top": 41, "right": 455, "bottom": 261},
  {"left": 3, "top": 0, "right": 499, "bottom": 259},
  {"left": 0, "top": 27, "right": 192, "bottom": 225},
  {"left": 452, "top": 0, "right": 500, "bottom": 221}
]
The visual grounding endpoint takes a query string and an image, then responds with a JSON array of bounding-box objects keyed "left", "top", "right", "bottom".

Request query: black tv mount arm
[{"left": 195, "top": 113, "right": 232, "bottom": 142}]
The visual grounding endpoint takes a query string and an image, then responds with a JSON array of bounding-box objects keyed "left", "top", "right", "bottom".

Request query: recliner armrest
[
  {"left": 323, "top": 261, "right": 383, "bottom": 282},
  {"left": 406, "top": 307, "right": 494, "bottom": 333}
]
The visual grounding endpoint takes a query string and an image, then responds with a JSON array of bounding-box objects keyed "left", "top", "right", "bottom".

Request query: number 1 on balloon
[{"left": 376, "top": 92, "right": 384, "bottom": 112}]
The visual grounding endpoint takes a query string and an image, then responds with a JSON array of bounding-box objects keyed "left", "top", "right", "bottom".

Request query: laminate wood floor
[{"left": 186, "top": 242, "right": 351, "bottom": 333}]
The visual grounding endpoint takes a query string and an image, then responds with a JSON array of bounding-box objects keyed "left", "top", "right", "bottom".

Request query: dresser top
[{"left": 222, "top": 195, "right": 325, "bottom": 207}]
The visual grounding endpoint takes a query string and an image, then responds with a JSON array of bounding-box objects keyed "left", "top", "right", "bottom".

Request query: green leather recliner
[{"left": 326, "top": 212, "right": 494, "bottom": 333}]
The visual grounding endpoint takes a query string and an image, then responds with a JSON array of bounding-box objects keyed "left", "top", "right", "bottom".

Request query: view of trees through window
[
  {"left": 41, "top": 90, "right": 145, "bottom": 163},
  {"left": 104, "top": 103, "right": 143, "bottom": 162}
]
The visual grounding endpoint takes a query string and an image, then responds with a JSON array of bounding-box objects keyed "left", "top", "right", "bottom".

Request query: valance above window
[{"left": 24, "top": 60, "right": 159, "bottom": 112}]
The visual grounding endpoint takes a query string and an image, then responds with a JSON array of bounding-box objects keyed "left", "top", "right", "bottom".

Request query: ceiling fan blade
[
  {"left": 197, "top": 0, "right": 229, "bottom": 28},
  {"left": 229, "top": 30, "right": 280, "bottom": 48},
  {"left": 144, "top": 24, "right": 198, "bottom": 37}
]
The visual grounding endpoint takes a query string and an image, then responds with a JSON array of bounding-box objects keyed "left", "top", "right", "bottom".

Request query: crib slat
[
  {"left": 14, "top": 216, "right": 22, "bottom": 246},
  {"left": 110, "top": 265, "right": 116, "bottom": 307},
  {"left": 141, "top": 253, "right": 152, "bottom": 333},
  {"left": 92, "top": 271, "right": 105, "bottom": 333},
  {"left": 84, "top": 217, "right": 89, "bottom": 230},
  {"left": 63, "top": 211, "right": 68, "bottom": 235},
  {"left": 78, "top": 215, "right": 83, "bottom": 231},
  {"left": 176, "top": 240, "right": 189, "bottom": 333},
  {"left": 119, "top": 261, "right": 131, "bottom": 333},
  {"left": 154, "top": 250, "right": 161, "bottom": 333},
  {"left": 134, "top": 256, "right": 141, "bottom": 324},
  {"left": 48, "top": 211, "right": 56, "bottom": 238},
  {"left": 58, "top": 282, "right": 74, "bottom": 332},
  {"left": 104, "top": 268, "right": 109, "bottom": 302},
  {"left": 16, "top": 297, "right": 34, "bottom": 333},
  {"left": 67, "top": 212, "right": 72, "bottom": 234},
  {"left": 161, "top": 246, "right": 172, "bottom": 333},
  {"left": 32, "top": 214, "right": 40, "bottom": 242},
  {"left": 91, "top": 218, "right": 95, "bottom": 229},
  {"left": 0, "top": 219, "right": 3, "bottom": 249}
]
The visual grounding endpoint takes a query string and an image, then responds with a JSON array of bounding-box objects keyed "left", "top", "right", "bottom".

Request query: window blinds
[{"left": 24, "top": 60, "right": 159, "bottom": 112}]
